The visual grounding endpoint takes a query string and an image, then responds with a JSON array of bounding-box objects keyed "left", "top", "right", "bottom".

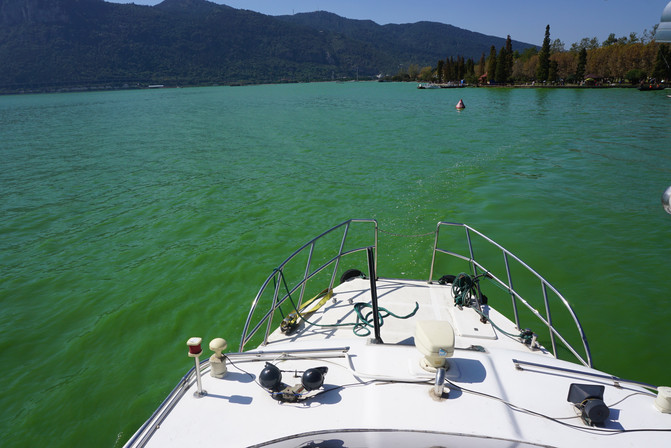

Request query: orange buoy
[{"left": 456, "top": 99, "right": 465, "bottom": 110}]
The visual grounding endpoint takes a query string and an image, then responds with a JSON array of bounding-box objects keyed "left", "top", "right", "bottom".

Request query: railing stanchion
[
  {"left": 298, "top": 242, "right": 316, "bottom": 308},
  {"left": 542, "top": 282, "right": 557, "bottom": 357},
  {"left": 263, "top": 270, "right": 283, "bottom": 346},
  {"left": 329, "top": 222, "right": 351, "bottom": 292},
  {"left": 504, "top": 252, "right": 520, "bottom": 330},
  {"left": 465, "top": 228, "right": 477, "bottom": 277},
  {"left": 429, "top": 222, "right": 441, "bottom": 282}
]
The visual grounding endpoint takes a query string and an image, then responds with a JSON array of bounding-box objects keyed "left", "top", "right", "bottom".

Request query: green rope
[
  {"left": 272, "top": 268, "right": 419, "bottom": 337},
  {"left": 452, "top": 273, "right": 476, "bottom": 307},
  {"left": 287, "top": 292, "right": 419, "bottom": 337},
  {"left": 451, "top": 272, "right": 534, "bottom": 343},
  {"left": 351, "top": 301, "right": 420, "bottom": 337}
]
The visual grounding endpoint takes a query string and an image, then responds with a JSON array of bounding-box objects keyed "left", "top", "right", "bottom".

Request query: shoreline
[{"left": 0, "top": 79, "right": 662, "bottom": 96}]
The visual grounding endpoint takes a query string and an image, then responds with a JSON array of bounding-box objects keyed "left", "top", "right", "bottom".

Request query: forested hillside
[
  {"left": 277, "top": 11, "right": 529, "bottom": 67},
  {"left": 0, "top": 0, "right": 536, "bottom": 92}
]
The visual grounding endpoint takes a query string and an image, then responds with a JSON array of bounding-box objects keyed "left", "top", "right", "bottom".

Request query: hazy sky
[{"left": 107, "top": 0, "right": 669, "bottom": 47}]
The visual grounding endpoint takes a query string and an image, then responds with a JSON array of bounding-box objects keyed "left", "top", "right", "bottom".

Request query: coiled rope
[
  {"left": 450, "top": 272, "right": 537, "bottom": 345},
  {"left": 451, "top": 273, "right": 477, "bottom": 307},
  {"left": 272, "top": 268, "right": 419, "bottom": 337}
]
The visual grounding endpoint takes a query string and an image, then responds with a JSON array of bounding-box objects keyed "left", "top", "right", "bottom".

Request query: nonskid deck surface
[{"left": 126, "top": 278, "right": 671, "bottom": 447}]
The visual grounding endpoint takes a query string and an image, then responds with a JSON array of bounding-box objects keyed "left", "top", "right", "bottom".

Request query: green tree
[
  {"left": 642, "top": 25, "right": 658, "bottom": 44},
  {"left": 419, "top": 66, "right": 434, "bottom": 82},
  {"left": 505, "top": 35, "right": 514, "bottom": 80},
  {"left": 603, "top": 33, "right": 618, "bottom": 46},
  {"left": 550, "top": 39, "right": 565, "bottom": 53},
  {"left": 486, "top": 45, "right": 497, "bottom": 83},
  {"left": 408, "top": 64, "right": 419, "bottom": 80},
  {"left": 456, "top": 55, "right": 465, "bottom": 80},
  {"left": 519, "top": 46, "right": 538, "bottom": 62},
  {"left": 464, "top": 58, "right": 476, "bottom": 84},
  {"left": 625, "top": 68, "right": 646, "bottom": 84},
  {"left": 448, "top": 56, "right": 456, "bottom": 81},
  {"left": 477, "top": 52, "right": 486, "bottom": 78},
  {"left": 495, "top": 46, "right": 508, "bottom": 83},
  {"left": 652, "top": 44, "right": 671, "bottom": 80},
  {"left": 536, "top": 25, "right": 551, "bottom": 81},
  {"left": 436, "top": 59, "right": 444, "bottom": 82},
  {"left": 444, "top": 57, "right": 454, "bottom": 81},
  {"left": 576, "top": 47, "right": 587, "bottom": 81},
  {"left": 548, "top": 60, "right": 558, "bottom": 83},
  {"left": 571, "top": 37, "right": 599, "bottom": 53}
]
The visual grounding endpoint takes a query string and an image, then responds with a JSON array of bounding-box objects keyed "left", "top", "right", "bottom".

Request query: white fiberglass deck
[{"left": 125, "top": 277, "right": 671, "bottom": 447}]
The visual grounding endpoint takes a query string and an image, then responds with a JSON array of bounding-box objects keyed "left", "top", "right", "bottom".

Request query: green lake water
[{"left": 1, "top": 82, "right": 670, "bottom": 447}]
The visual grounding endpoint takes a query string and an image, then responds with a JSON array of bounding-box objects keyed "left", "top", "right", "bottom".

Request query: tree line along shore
[{"left": 395, "top": 25, "right": 671, "bottom": 88}]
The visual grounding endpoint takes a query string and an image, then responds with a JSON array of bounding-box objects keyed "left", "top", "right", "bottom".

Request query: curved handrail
[
  {"left": 430, "top": 222, "right": 593, "bottom": 367},
  {"left": 239, "top": 219, "right": 378, "bottom": 351}
]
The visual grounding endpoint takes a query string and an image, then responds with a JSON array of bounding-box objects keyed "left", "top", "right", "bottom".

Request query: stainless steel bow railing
[
  {"left": 430, "top": 221, "right": 592, "bottom": 367},
  {"left": 240, "top": 219, "right": 592, "bottom": 368}
]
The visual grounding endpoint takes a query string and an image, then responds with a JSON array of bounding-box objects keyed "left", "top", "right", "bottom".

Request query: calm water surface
[{"left": 1, "top": 83, "right": 670, "bottom": 447}]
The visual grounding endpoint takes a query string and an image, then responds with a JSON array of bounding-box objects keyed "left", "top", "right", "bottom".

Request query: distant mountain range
[{"left": 0, "top": 0, "right": 537, "bottom": 90}]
